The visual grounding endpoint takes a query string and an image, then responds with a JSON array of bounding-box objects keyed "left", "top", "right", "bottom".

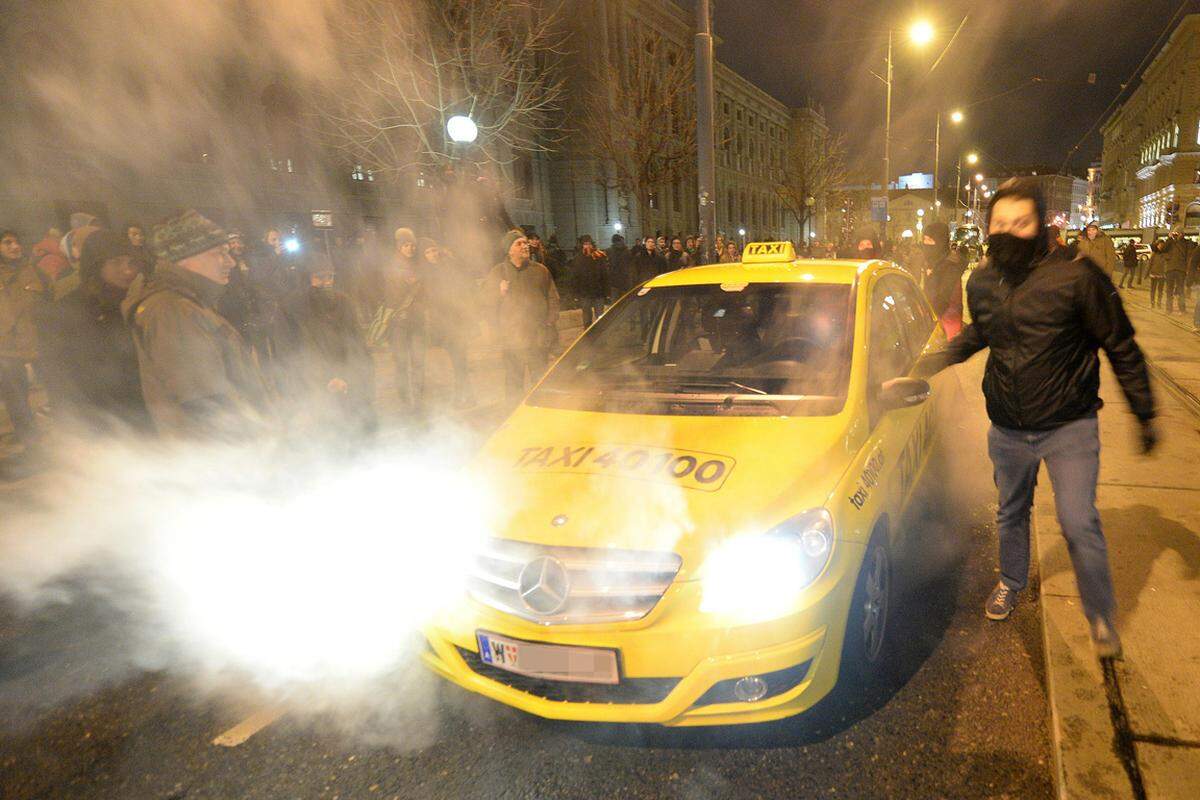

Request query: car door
[
  {"left": 883, "top": 274, "right": 938, "bottom": 508},
  {"left": 861, "top": 274, "right": 931, "bottom": 541}
]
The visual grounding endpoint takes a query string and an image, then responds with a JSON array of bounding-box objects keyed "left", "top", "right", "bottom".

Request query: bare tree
[
  {"left": 315, "top": 0, "right": 568, "bottom": 178},
  {"left": 774, "top": 130, "right": 847, "bottom": 235},
  {"left": 584, "top": 30, "right": 696, "bottom": 235}
]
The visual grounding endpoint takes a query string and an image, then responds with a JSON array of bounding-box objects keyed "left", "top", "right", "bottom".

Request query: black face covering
[
  {"left": 922, "top": 243, "right": 943, "bottom": 262},
  {"left": 987, "top": 232, "right": 1039, "bottom": 279}
]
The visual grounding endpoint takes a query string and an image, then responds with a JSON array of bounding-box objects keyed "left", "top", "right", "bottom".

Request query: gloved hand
[{"left": 1139, "top": 418, "right": 1159, "bottom": 455}]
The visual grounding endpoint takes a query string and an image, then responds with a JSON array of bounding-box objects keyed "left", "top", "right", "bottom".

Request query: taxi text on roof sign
[{"left": 741, "top": 241, "right": 797, "bottom": 263}]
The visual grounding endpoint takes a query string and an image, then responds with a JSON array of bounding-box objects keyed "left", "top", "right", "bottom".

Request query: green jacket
[
  {"left": 1075, "top": 231, "right": 1119, "bottom": 277},
  {"left": 122, "top": 264, "right": 272, "bottom": 437},
  {"left": 487, "top": 258, "right": 560, "bottom": 351},
  {"left": 0, "top": 260, "right": 47, "bottom": 360}
]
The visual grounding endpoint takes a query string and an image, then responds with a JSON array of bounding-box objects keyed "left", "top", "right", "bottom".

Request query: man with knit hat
[
  {"left": 36, "top": 229, "right": 150, "bottom": 432},
  {"left": 122, "top": 210, "right": 271, "bottom": 438},
  {"left": 487, "top": 229, "right": 559, "bottom": 403},
  {"left": 382, "top": 225, "right": 427, "bottom": 413}
]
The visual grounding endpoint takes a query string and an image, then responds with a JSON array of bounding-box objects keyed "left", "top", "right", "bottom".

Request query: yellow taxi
[{"left": 422, "top": 242, "right": 945, "bottom": 726}]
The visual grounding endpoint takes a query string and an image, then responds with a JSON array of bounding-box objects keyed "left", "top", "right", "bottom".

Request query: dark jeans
[
  {"left": 1150, "top": 275, "right": 1165, "bottom": 307},
  {"left": 427, "top": 325, "right": 472, "bottom": 403},
  {"left": 0, "top": 358, "right": 36, "bottom": 444},
  {"left": 1165, "top": 272, "right": 1187, "bottom": 313},
  {"left": 390, "top": 325, "right": 426, "bottom": 409},
  {"left": 987, "top": 415, "right": 1115, "bottom": 623},
  {"left": 1118, "top": 264, "right": 1137, "bottom": 288},
  {"left": 502, "top": 348, "right": 547, "bottom": 403}
]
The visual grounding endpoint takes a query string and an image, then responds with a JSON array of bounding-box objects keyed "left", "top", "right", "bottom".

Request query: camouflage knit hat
[{"left": 152, "top": 209, "right": 230, "bottom": 262}]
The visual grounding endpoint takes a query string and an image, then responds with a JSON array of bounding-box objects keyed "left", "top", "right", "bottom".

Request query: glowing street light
[
  {"left": 917, "top": 208, "right": 925, "bottom": 217},
  {"left": 446, "top": 115, "right": 478, "bottom": 144},
  {"left": 950, "top": 110, "right": 964, "bottom": 124},
  {"left": 935, "top": 109, "right": 964, "bottom": 219},
  {"left": 909, "top": 20, "right": 935, "bottom": 46},
  {"left": 738, "top": 227, "right": 746, "bottom": 237},
  {"left": 966, "top": 152, "right": 979, "bottom": 165},
  {"left": 975, "top": 173, "right": 984, "bottom": 183},
  {"left": 613, "top": 221, "right": 623, "bottom": 232}
]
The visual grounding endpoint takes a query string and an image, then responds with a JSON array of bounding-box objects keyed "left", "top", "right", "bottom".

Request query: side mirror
[{"left": 878, "top": 377, "right": 931, "bottom": 410}]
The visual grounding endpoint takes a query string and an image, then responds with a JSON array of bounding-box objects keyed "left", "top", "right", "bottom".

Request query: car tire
[{"left": 839, "top": 528, "right": 893, "bottom": 687}]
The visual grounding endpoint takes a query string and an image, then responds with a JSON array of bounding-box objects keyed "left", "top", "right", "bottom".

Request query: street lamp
[
  {"left": 934, "top": 108, "right": 963, "bottom": 220},
  {"left": 446, "top": 115, "right": 478, "bottom": 144},
  {"left": 882, "top": 19, "right": 935, "bottom": 240},
  {"left": 966, "top": 152, "right": 979, "bottom": 165}
]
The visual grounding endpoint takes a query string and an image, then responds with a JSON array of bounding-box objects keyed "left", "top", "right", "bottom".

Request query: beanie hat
[
  {"left": 79, "top": 229, "right": 135, "bottom": 286},
  {"left": 152, "top": 209, "right": 230, "bottom": 263},
  {"left": 394, "top": 227, "right": 416, "bottom": 247},
  {"left": 500, "top": 228, "right": 525, "bottom": 253},
  {"left": 70, "top": 212, "right": 98, "bottom": 230},
  {"left": 1085, "top": 221, "right": 1099, "bottom": 231}
]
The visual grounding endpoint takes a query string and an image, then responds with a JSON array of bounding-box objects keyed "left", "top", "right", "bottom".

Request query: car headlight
[{"left": 699, "top": 509, "right": 834, "bottom": 619}]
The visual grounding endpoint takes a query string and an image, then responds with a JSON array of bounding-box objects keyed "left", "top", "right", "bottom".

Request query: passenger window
[
  {"left": 885, "top": 276, "right": 936, "bottom": 359},
  {"left": 868, "top": 283, "right": 912, "bottom": 386}
]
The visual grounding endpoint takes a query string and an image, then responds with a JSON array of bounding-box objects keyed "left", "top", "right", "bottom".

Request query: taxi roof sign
[{"left": 741, "top": 241, "right": 796, "bottom": 263}]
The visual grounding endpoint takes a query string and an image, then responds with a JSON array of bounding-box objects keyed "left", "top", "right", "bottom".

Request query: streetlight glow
[
  {"left": 966, "top": 152, "right": 979, "bottom": 165},
  {"left": 909, "top": 20, "right": 935, "bottom": 46},
  {"left": 446, "top": 115, "right": 478, "bottom": 144},
  {"left": 613, "top": 221, "right": 623, "bottom": 232},
  {"left": 738, "top": 228, "right": 746, "bottom": 236},
  {"left": 975, "top": 173, "right": 984, "bottom": 182},
  {"left": 950, "top": 110, "right": 964, "bottom": 124}
]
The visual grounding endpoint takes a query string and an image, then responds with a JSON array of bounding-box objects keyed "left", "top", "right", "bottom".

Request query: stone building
[
  {"left": 547, "top": 0, "right": 827, "bottom": 246},
  {"left": 1101, "top": 14, "right": 1200, "bottom": 229}
]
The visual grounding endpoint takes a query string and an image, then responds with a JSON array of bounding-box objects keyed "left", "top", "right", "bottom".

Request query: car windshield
[{"left": 529, "top": 282, "right": 855, "bottom": 416}]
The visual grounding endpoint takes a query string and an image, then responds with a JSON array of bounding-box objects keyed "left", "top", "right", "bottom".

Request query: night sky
[{"left": 683, "top": 0, "right": 1194, "bottom": 178}]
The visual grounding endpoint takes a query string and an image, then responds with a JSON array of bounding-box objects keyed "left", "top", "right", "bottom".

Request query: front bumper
[{"left": 421, "top": 542, "right": 863, "bottom": 726}]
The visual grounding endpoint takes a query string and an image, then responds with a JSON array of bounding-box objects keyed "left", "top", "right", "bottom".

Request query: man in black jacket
[{"left": 917, "top": 178, "right": 1156, "bottom": 659}]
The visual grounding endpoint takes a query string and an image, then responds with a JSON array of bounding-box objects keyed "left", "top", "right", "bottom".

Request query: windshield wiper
[{"left": 666, "top": 379, "right": 768, "bottom": 395}]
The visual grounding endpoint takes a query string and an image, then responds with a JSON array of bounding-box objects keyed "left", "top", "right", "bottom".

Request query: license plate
[{"left": 475, "top": 631, "right": 619, "bottom": 685}]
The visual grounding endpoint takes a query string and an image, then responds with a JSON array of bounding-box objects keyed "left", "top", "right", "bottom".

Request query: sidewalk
[{"left": 1037, "top": 287, "right": 1200, "bottom": 799}]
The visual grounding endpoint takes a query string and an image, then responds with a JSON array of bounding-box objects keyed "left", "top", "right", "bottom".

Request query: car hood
[{"left": 476, "top": 405, "right": 857, "bottom": 580}]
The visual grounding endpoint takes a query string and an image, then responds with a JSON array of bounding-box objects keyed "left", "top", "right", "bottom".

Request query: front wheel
[{"left": 839, "top": 530, "right": 892, "bottom": 685}]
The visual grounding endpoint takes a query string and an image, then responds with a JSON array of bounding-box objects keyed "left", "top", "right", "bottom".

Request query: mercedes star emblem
[{"left": 517, "top": 556, "right": 571, "bottom": 615}]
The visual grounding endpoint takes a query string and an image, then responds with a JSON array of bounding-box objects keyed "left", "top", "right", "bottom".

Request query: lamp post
[
  {"left": 934, "top": 110, "right": 963, "bottom": 220},
  {"left": 446, "top": 115, "right": 478, "bottom": 146},
  {"left": 881, "top": 20, "right": 934, "bottom": 241},
  {"left": 956, "top": 152, "right": 978, "bottom": 224}
]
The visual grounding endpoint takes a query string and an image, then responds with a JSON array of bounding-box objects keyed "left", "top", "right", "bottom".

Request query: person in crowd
[
  {"left": 487, "top": 230, "right": 559, "bottom": 403},
  {"left": 55, "top": 222, "right": 100, "bottom": 300},
  {"left": 122, "top": 210, "right": 272, "bottom": 438},
  {"left": 607, "top": 233, "right": 633, "bottom": 297},
  {"left": 1161, "top": 225, "right": 1189, "bottom": 314},
  {"left": 1147, "top": 239, "right": 1167, "bottom": 309},
  {"left": 31, "top": 229, "right": 70, "bottom": 284},
  {"left": 685, "top": 236, "right": 697, "bottom": 261},
  {"left": 527, "top": 231, "right": 546, "bottom": 264},
  {"left": 0, "top": 230, "right": 45, "bottom": 450},
  {"left": 841, "top": 225, "right": 880, "bottom": 259},
  {"left": 1075, "top": 222, "right": 1118, "bottom": 278},
  {"left": 36, "top": 230, "right": 150, "bottom": 432},
  {"left": 916, "top": 178, "right": 1155, "bottom": 659},
  {"left": 217, "top": 232, "right": 258, "bottom": 349},
  {"left": 719, "top": 240, "right": 740, "bottom": 263},
  {"left": 125, "top": 223, "right": 153, "bottom": 274},
  {"left": 667, "top": 236, "right": 692, "bottom": 270},
  {"left": 245, "top": 226, "right": 304, "bottom": 370},
  {"left": 382, "top": 226, "right": 426, "bottom": 414},
  {"left": 420, "top": 237, "right": 475, "bottom": 408},
  {"left": 919, "top": 223, "right": 966, "bottom": 339},
  {"left": 278, "top": 254, "right": 376, "bottom": 440},
  {"left": 632, "top": 235, "right": 668, "bottom": 284},
  {"left": 656, "top": 235, "right": 668, "bottom": 255},
  {"left": 1119, "top": 240, "right": 1139, "bottom": 289},
  {"left": 694, "top": 234, "right": 711, "bottom": 266},
  {"left": 572, "top": 235, "right": 611, "bottom": 326}
]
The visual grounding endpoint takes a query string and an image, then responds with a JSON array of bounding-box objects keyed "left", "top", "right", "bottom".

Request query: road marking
[{"left": 212, "top": 707, "right": 285, "bottom": 747}]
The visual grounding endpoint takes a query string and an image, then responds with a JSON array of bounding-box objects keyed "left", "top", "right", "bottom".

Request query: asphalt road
[{"left": 0, "top": 356, "right": 1054, "bottom": 800}]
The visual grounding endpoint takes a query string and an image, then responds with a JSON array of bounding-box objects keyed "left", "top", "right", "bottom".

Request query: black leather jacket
[{"left": 917, "top": 250, "right": 1155, "bottom": 431}]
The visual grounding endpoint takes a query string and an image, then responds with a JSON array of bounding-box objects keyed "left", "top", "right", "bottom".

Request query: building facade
[
  {"left": 1101, "top": 14, "right": 1200, "bottom": 229},
  {"left": 547, "top": 0, "right": 826, "bottom": 247}
]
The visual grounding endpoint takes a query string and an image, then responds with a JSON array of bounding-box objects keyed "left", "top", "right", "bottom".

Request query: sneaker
[
  {"left": 985, "top": 582, "right": 1017, "bottom": 620},
  {"left": 1090, "top": 617, "right": 1123, "bottom": 660}
]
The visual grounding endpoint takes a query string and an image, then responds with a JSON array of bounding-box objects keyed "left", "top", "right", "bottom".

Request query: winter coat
[
  {"left": 381, "top": 253, "right": 424, "bottom": 329},
  {"left": 923, "top": 254, "right": 966, "bottom": 318},
  {"left": 486, "top": 258, "right": 560, "bottom": 352},
  {"left": 35, "top": 284, "right": 151, "bottom": 432},
  {"left": 122, "top": 264, "right": 272, "bottom": 437},
  {"left": 1122, "top": 243, "right": 1139, "bottom": 269},
  {"left": 1160, "top": 237, "right": 1189, "bottom": 274},
  {"left": 571, "top": 251, "right": 611, "bottom": 300},
  {"left": 0, "top": 260, "right": 46, "bottom": 360},
  {"left": 607, "top": 242, "right": 634, "bottom": 297},
  {"left": 631, "top": 249, "right": 668, "bottom": 285},
  {"left": 31, "top": 236, "right": 71, "bottom": 282},
  {"left": 917, "top": 248, "right": 1154, "bottom": 431},
  {"left": 1075, "top": 231, "right": 1119, "bottom": 277},
  {"left": 278, "top": 286, "right": 376, "bottom": 434}
]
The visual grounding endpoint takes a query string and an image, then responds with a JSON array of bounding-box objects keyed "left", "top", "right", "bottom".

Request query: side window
[
  {"left": 868, "top": 282, "right": 912, "bottom": 387},
  {"left": 886, "top": 276, "right": 936, "bottom": 359}
]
